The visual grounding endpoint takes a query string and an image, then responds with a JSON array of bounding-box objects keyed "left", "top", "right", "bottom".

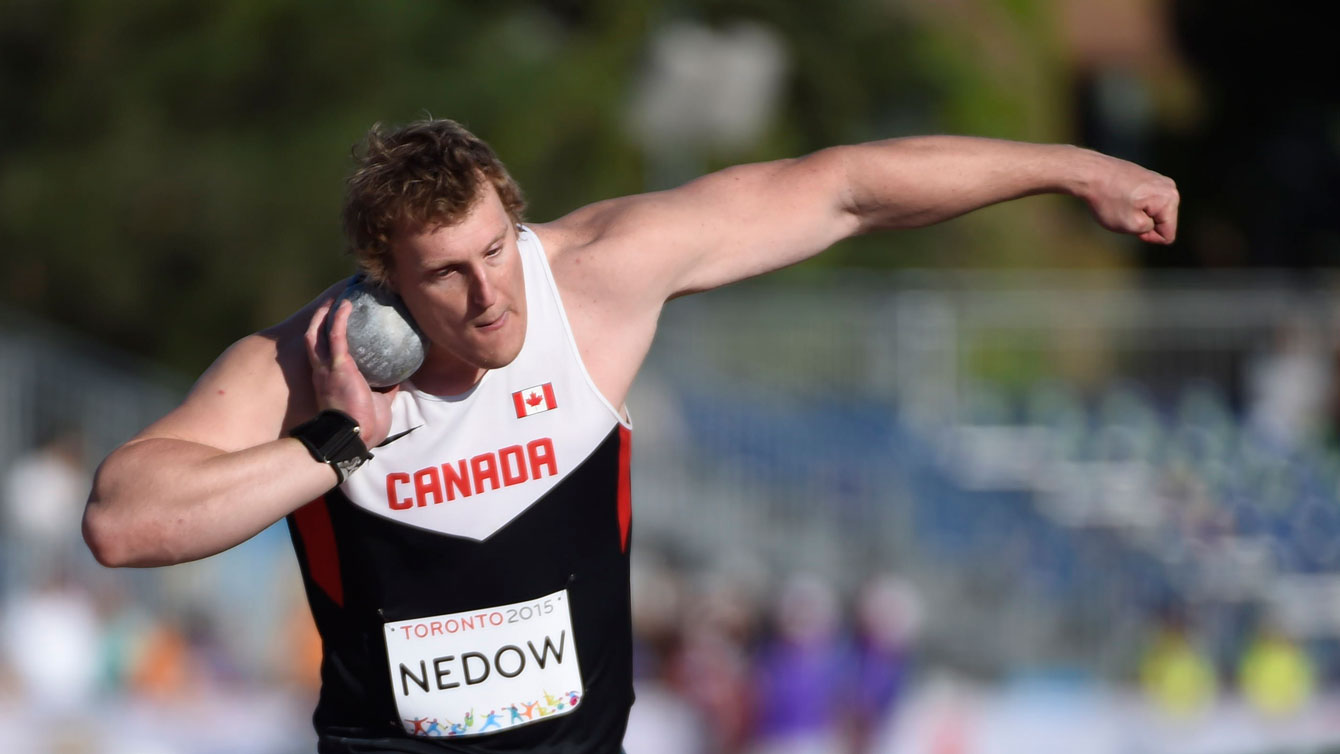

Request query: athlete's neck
[{"left": 409, "top": 352, "right": 489, "bottom": 397}]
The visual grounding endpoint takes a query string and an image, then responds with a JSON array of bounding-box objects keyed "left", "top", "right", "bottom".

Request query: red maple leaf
[{"left": 526, "top": 391, "right": 543, "bottom": 407}]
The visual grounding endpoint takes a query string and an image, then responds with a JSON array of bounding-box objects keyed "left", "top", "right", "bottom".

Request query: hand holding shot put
[
  {"left": 304, "top": 294, "right": 399, "bottom": 448},
  {"left": 84, "top": 122, "right": 1178, "bottom": 752},
  {"left": 325, "top": 278, "right": 428, "bottom": 389}
]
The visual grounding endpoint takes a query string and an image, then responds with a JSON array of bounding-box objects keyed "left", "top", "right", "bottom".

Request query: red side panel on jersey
[
  {"left": 617, "top": 425, "right": 632, "bottom": 553},
  {"left": 293, "top": 497, "right": 344, "bottom": 607}
]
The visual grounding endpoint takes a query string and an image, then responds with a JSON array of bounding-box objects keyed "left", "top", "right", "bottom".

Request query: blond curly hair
[{"left": 342, "top": 119, "right": 526, "bottom": 283}]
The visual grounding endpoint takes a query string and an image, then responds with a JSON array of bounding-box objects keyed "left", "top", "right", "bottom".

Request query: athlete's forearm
[
  {"left": 839, "top": 136, "right": 1100, "bottom": 232},
  {"left": 84, "top": 436, "right": 337, "bottom": 567}
]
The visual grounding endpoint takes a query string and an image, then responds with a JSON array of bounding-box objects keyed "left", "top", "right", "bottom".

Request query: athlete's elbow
[
  {"left": 83, "top": 450, "right": 186, "bottom": 567},
  {"left": 82, "top": 489, "right": 177, "bottom": 568},
  {"left": 84, "top": 506, "right": 189, "bottom": 567},
  {"left": 83, "top": 499, "right": 136, "bottom": 567}
]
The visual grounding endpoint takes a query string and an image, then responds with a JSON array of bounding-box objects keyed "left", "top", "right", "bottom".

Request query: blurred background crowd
[{"left": 3, "top": 0, "right": 1339, "bottom": 752}]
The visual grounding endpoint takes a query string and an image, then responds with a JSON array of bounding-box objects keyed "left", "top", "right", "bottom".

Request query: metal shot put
[
  {"left": 85, "top": 119, "right": 1179, "bottom": 753},
  {"left": 329, "top": 279, "right": 427, "bottom": 388}
]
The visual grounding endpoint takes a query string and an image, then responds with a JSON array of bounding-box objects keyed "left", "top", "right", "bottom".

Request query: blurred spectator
[
  {"left": 1238, "top": 623, "right": 1314, "bottom": 717},
  {"left": 2, "top": 426, "right": 91, "bottom": 592},
  {"left": 130, "top": 617, "right": 197, "bottom": 700},
  {"left": 1139, "top": 609, "right": 1217, "bottom": 717},
  {"left": 626, "top": 555, "right": 710, "bottom": 754},
  {"left": 624, "top": 680, "right": 710, "bottom": 754},
  {"left": 669, "top": 580, "right": 757, "bottom": 753},
  {"left": 748, "top": 573, "right": 852, "bottom": 754},
  {"left": 279, "top": 596, "right": 324, "bottom": 693},
  {"left": 0, "top": 576, "right": 101, "bottom": 715},
  {"left": 850, "top": 574, "right": 921, "bottom": 753},
  {"left": 1245, "top": 316, "right": 1332, "bottom": 451},
  {"left": 95, "top": 580, "right": 153, "bottom": 693}
]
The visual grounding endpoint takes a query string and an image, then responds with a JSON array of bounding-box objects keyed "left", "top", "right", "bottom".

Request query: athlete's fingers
[
  {"left": 1128, "top": 210, "right": 1156, "bottom": 235},
  {"left": 1148, "top": 191, "right": 1179, "bottom": 244},
  {"left": 328, "top": 300, "right": 353, "bottom": 365},
  {"left": 1130, "top": 207, "right": 1174, "bottom": 244},
  {"left": 306, "top": 299, "right": 335, "bottom": 369}
]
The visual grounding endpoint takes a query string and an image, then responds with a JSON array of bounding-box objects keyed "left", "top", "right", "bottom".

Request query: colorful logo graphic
[{"left": 402, "top": 689, "right": 582, "bottom": 737}]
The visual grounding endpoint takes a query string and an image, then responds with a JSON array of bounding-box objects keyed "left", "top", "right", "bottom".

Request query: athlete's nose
[{"left": 469, "top": 264, "right": 500, "bottom": 310}]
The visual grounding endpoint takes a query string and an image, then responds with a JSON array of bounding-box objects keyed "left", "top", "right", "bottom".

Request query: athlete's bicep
[
  {"left": 652, "top": 149, "right": 859, "bottom": 295},
  {"left": 544, "top": 148, "right": 858, "bottom": 303},
  {"left": 136, "top": 279, "right": 350, "bottom": 452}
]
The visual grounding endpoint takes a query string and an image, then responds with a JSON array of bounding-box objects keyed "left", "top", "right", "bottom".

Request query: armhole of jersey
[
  {"left": 521, "top": 225, "right": 633, "bottom": 430},
  {"left": 292, "top": 496, "right": 344, "bottom": 607}
]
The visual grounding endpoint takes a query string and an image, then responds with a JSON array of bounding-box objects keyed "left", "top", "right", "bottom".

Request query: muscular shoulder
[
  {"left": 528, "top": 216, "right": 613, "bottom": 284},
  {"left": 133, "top": 329, "right": 307, "bottom": 452},
  {"left": 527, "top": 218, "right": 663, "bottom": 410},
  {"left": 529, "top": 199, "right": 669, "bottom": 306},
  {"left": 530, "top": 151, "right": 852, "bottom": 301},
  {"left": 529, "top": 210, "right": 667, "bottom": 323},
  {"left": 131, "top": 286, "right": 343, "bottom": 452}
]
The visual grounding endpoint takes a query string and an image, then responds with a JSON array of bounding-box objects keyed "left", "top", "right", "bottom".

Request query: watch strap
[{"left": 290, "top": 409, "right": 374, "bottom": 484}]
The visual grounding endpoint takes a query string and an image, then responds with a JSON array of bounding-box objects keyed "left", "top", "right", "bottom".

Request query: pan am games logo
[{"left": 400, "top": 688, "right": 583, "bottom": 737}]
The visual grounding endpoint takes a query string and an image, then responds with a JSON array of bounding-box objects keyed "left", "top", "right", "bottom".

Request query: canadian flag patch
[{"left": 512, "top": 383, "right": 558, "bottom": 418}]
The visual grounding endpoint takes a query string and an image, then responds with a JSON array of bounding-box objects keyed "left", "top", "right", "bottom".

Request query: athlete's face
[{"left": 388, "top": 185, "right": 527, "bottom": 391}]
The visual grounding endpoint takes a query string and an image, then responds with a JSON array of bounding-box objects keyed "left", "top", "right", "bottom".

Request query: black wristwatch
[{"left": 290, "top": 409, "right": 373, "bottom": 484}]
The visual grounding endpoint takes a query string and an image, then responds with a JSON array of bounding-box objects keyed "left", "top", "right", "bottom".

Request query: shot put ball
[{"left": 329, "top": 281, "right": 427, "bottom": 387}]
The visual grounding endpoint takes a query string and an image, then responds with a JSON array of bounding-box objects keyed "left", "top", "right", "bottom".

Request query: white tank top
[{"left": 339, "top": 226, "right": 629, "bottom": 541}]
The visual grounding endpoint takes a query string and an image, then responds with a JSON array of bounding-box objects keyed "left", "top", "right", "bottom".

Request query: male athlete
[{"left": 84, "top": 119, "right": 1178, "bottom": 752}]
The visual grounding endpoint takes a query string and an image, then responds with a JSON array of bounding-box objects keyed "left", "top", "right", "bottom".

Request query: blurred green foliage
[{"left": 3, "top": 0, "right": 1104, "bottom": 373}]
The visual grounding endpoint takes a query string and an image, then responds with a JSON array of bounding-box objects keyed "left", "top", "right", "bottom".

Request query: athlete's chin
[
  {"left": 476, "top": 349, "right": 521, "bottom": 370},
  {"left": 471, "top": 317, "right": 524, "bottom": 367},
  {"left": 469, "top": 336, "right": 524, "bottom": 370}
]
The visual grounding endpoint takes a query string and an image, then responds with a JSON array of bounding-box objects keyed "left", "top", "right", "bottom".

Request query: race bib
[{"left": 383, "top": 589, "right": 584, "bottom": 738}]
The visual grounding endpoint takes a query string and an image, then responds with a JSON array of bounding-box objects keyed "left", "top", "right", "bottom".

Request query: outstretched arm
[
  {"left": 539, "top": 136, "right": 1177, "bottom": 408},
  {"left": 548, "top": 136, "right": 1178, "bottom": 300}
]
